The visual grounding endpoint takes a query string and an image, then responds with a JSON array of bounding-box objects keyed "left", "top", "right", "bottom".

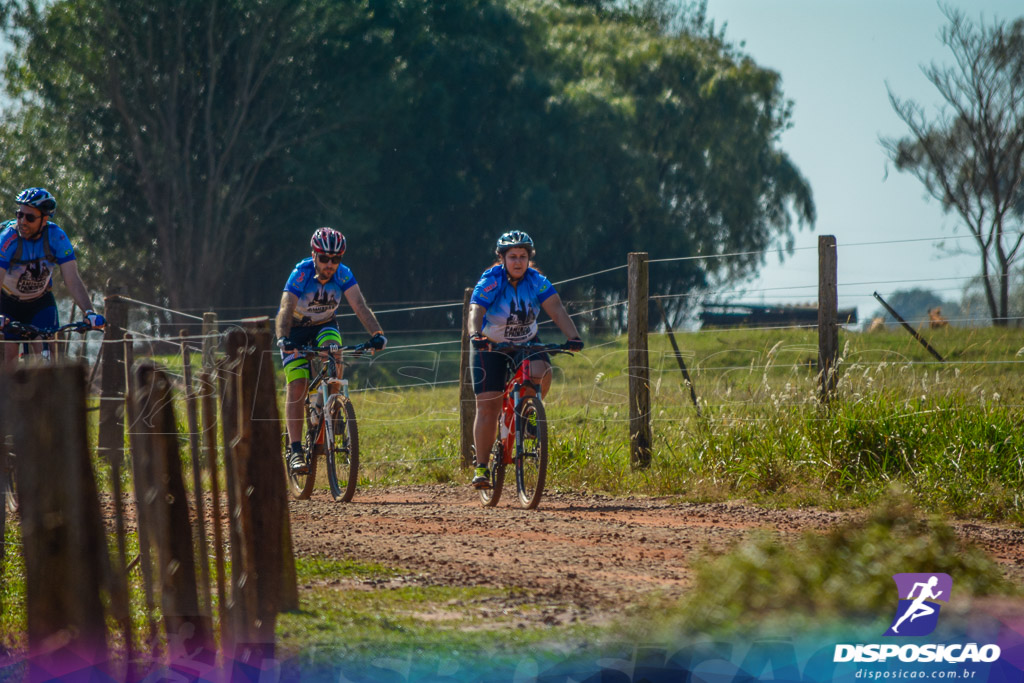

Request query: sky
[{"left": 702, "top": 0, "right": 1023, "bottom": 325}]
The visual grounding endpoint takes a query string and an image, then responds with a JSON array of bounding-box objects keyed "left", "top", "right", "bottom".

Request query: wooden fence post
[
  {"left": 223, "top": 320, "right": 293, "bottom": 660},
  {"left": 98, "top": 279, "right": 127, "bottom": 466},
  {"left": 200, "top": 368, "right": 230, "bottom": 651},
  {"left": 458, "top": 287, "right": 475, "bottom": 467},
  {"left": 202, "top": 312, "right": 219, "bottom": 372},
  {"left": 124, "top": 335, "right": 161, "bottom": 656},
  {"left": 132, "top": 361, "right": 214, "bottom": 664},
  {"left": 181, "top": 332, "right": 212, "bottom": 618},
  {"left": 627, "top": 252, "right": 652, "bottom": 469},
  {"left": 4, "top": 365, "right": 109, "bottom": 674},
  {"left": 818, "top": 236, "right": 838, "bottom": 402}
]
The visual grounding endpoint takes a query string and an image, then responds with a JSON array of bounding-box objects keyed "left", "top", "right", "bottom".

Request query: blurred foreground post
[{"left": 5, "top": 364, "right": 109, "bottom": 678}]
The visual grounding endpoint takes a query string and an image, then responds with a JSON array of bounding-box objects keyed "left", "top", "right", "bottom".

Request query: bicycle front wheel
[
  {"left": 479, "top": 440, "right": 506, "bottom": 507},
  {"left": 326, "top": 396, "right": 359, "bottom": 502},
  {"left": 515, "top": 396, "right": 548, "bottom": 509},
  {"left": 284, "top": 411, "right": 319, "bottom": 500}
]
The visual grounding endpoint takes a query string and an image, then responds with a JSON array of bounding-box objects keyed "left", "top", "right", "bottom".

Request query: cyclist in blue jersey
[
  {"left": 467, "top": 230, "right": 583, "bottom": 489},
  {"left": 0, "top": 188, "right": 105, "bottom": 369},
  {"left": 275, "top": 227, "right": 387, "bottom": 473}
]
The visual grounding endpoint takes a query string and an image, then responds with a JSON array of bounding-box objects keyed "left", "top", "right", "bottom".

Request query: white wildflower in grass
[{"left": 993, "top": 393, "right": 1001, "bottom": 403}]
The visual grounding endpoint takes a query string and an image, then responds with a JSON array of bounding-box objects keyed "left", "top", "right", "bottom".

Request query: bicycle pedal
[{"left": 472, "top": 480, "right": 492, "bottom": 490}]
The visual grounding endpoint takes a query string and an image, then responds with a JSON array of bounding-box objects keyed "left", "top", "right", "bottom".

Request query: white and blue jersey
[
  {"left": 0, "top": 221, "right": 76, "bottom": 301},
  {"left": 471, "top": 264, "right": 556, "bottom": 343},
  {"left": 283, "top": 257, "right": 357, "bottom": 326}
]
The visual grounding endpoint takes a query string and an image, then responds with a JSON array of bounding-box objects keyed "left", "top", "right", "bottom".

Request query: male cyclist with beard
[
  {"left": 276, "top": 227, "right": 387, "bottom": 473},
  {"left": 0, "top": 187, "right": 105, "bottom": 369}
]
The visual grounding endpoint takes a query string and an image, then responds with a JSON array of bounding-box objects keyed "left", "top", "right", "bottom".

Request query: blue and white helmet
[
  {"left": 15, "top": 187, "right": 57, "bottom": 215},
  {"left": 495, "top": 230, "right": 535, "bottom": 257}
]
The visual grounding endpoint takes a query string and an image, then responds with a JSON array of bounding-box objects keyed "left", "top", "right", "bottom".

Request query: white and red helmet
[{"left": 310, "top": 227, "right": 346, "bottom": 256}]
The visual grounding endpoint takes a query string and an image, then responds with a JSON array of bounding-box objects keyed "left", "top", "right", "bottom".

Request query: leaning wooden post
[
  {"left": 5, "top": 365, "right": 109, "bottom": 675},
  {"left": 181, "top": 332, "right": 212, "bottom": 618},
  {"left": 133, "top": 362, "right": 214, "bottom": 665},
  {"left": 98, "top": 280, "right": 127, "bottom": 466},
  {"left": 872, "top": 292, "right": 946, "bottom": 362},
  {"left": 458, "top": 287, "right": 476, "bottom": 467},
  {"left": 655, "top": 299, "right": 701, "bottom": 417},
  {"left": 818, "top": 236, "right": 839, "bottom": 403},
  {"left": 627, "top": 252, "right": 652, "bottom": 469},
  {"left": 202, "top": 312, "right": 219, "bottom": 372}
]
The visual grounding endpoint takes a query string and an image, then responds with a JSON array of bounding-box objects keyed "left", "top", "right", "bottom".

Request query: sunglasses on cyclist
[
  {"left": 15, "top": 210, "right": 41, "bottom": 223},
  {"left": 317, "top": 254, "right": 342, "bottom": 264}
]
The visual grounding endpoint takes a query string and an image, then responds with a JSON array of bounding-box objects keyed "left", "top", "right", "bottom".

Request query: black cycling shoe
[{"left": 288, "top": 451, "right": 309, "bottom": 475}]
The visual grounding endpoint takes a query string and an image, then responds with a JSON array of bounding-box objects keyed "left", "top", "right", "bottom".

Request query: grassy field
[{"left": 327, "top": 324, "right": 1024, "bottom": 521}]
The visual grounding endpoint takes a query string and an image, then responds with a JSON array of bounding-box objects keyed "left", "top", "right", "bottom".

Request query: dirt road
[{"left": 287, "top": 485, "right": 1024, "bottom": 627}]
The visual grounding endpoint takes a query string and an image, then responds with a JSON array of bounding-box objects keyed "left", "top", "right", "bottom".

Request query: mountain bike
[
  {"left": 282, "top": 341, "right": 370, "bottom": 502},
  {"left": 478, "top": 342, "right": 574, "bottom": 510},
  {"left": 2, "top": 320, "right": 97, "bottom": 512}
]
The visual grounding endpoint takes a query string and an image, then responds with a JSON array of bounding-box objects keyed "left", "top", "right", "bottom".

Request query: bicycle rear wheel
[
  {"left": 325, "top": 396, "right": 359, "bottom": 502},
  {"left": 284, "top": 410, "right": 319, "bottom": 500},
  {"left": 515, "top": 396, "right": 548, "bottom": 509},
  {"left": 479, "top": 440, "right": 506, "bottom": 507}
]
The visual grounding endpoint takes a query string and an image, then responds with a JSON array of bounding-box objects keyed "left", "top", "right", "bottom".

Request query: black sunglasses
[
  {"left": 15, "top": 210, "right": 41, "bottom": 223},
  {"left": 317, "top": 254, "right": 342, "bottom": 264}
]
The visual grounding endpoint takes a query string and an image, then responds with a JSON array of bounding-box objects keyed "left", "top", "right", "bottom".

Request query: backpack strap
[{"left": 9, "top": 224, "right": 56, "bottom": 265}]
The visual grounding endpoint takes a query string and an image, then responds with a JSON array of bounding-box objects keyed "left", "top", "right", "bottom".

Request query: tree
[
  {"left": 883, "top": 6, "right": 1024, "bottom": 326},
  {"left": 4, "top": 0, "right": 379, "bottom": 314}
]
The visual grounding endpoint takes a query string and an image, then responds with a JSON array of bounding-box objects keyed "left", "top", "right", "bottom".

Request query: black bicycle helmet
[{"left": 495, "top": 230, "right": 535, "bottom": 257}]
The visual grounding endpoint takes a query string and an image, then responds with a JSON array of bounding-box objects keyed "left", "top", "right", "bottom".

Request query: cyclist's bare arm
[
  {"left": 276, "top": 291, "right": 298, "bottom": 339},
  {"left": 541, "top": 294, "right": 580, "bottom": 340},
  {"left": 467, "top": 303, "right": 486, "bottom": 336},
  {"left": 57, "top": 260, "right": 96, "bottom": 314},
  {"left": 343, "top": 284, "right": 383, "bottom": 336}
]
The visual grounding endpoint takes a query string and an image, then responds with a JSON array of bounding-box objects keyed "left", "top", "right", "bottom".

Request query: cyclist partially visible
[
  {"left": 467, "top": 230, "right": 583, "bottom": 489},
  {"left": 0, "top": 187, "right": 105, "bottom": 369},
  {"left": 275, "top": 227, "right": 387, "bottom": 473}
]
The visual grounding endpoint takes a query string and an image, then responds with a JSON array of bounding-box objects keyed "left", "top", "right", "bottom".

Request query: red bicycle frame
[{"left": 496, "top": 354, "right": 539, "bottom": 466}]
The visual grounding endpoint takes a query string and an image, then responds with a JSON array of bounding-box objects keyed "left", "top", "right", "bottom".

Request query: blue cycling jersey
[
  {"left": 283, "top": 257, "right": 357, "bottom": 326},
  {"left": 0, "top": 222, "right": 76, "bottom": 301},
  {"left": 471, "top": 264, "right": 556, "bottom": 343}
]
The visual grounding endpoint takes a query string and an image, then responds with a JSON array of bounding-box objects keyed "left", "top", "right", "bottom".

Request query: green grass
[{"left": 624, "top": 495, "right": 1019, "bottom": 640}]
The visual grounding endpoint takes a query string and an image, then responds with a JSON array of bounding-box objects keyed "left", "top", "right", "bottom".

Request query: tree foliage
[
  {"left": 1, "top": 0, "right": 813, "bottom": 331},
  {"left": 884, "top": 6, "right": 1024, "bottom": 326}
]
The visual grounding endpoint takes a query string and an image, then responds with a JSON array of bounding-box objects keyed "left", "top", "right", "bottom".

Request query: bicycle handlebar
[
  {"left": 292, "top": 340, "right": 373, "bottom": 356},
  {"left": 4, "top": 320, "right": 96, "bottom": 339},
  {"left": 487, "top": 341, "right": 575, "bottom": 355}
]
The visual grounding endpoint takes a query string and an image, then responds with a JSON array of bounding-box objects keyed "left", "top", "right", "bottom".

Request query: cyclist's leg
[
  {"left": 470, "top": 347, "right": 511, "bottom": 475},
  {"left": 28, "top": 295, "right": 58, "bottom": 361},
  {"left": 280, "top": 326, "right": 317, "bottom": 447},
  {"left": 522, "top": 336, "right": 552, "bottom": 398}
]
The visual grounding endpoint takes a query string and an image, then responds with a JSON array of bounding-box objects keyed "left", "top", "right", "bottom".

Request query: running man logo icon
[{"left": 884, "top": 573, "right": 952, "bottom": 637}]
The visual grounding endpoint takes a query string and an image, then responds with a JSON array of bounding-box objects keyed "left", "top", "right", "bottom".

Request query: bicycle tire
[
  {"left": 325, "top": 395, "right": 359, "bottom": 502},
  {"left": 479, "top": 440, "right": 506, "bottom": 507},
  {"left": 284, "top": 410, "right": 319, "bottom": 500},
  {"left": 515, "top": 396, "right": 548, "bottom": 509}
]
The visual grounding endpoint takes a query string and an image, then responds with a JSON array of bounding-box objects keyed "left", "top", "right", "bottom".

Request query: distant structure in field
[{"left": 699, "top": 303, "right": 858, "bottom": 329}]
